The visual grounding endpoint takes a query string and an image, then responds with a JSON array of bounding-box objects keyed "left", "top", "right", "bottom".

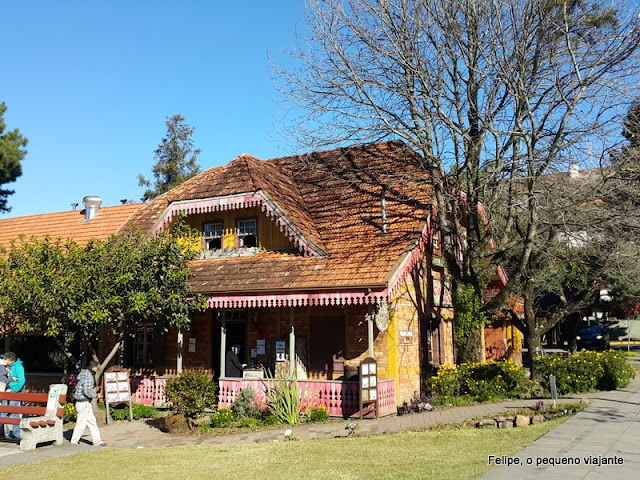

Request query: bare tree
[{"left": 275, "top": 0, "right": 640, "bottom": 362}]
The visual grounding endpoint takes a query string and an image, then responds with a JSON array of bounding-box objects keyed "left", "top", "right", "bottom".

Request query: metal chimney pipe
[
  {"left": 381, "top": 190, "right": 388, "bottom": 234},
  {"left": 569, "top": 163, "right": 580, "bottom": 179},
  {"left": 82, "top": 195, "right": 102, "bottom": 221}
]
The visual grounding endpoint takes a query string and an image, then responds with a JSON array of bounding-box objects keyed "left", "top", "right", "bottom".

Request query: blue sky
[{"left": 1, "top": 1, "right": 307, "bottom": 217}]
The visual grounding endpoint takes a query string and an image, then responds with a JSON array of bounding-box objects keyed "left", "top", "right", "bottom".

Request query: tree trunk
[
  {"left": 456, "top": 327, "right": 484, "bottom": 364},
  {"left": 522, "top": 318, "right": 543, "bottom": 381}
]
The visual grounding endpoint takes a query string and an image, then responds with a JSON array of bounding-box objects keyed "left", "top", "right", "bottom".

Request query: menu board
[
  {"left": 104, "top": 371, "right": 131, "bottom": 403},
  {"left": 359, "top": 357, "right": 378, "bottom": 419},
  {"left": 103, "top": 368, "right": 133, "bottom": 423}
]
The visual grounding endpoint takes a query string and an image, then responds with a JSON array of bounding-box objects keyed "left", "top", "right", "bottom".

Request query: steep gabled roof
[
  {"left": 125, "top": 154, "right": 326, "bottom": 255},
  {"left": 140, "top": 141, "right": 436, "bottom": 302},
  {"left": 0, "top": 203, "right": 142, "bottom": 250}
]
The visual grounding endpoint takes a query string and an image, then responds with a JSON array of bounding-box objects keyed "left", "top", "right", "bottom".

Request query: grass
[{"left": 4, "top": 418, "right": 568, "bottom": 480}]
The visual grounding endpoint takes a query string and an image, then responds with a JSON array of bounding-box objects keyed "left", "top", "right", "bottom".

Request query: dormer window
[
  {"left": 204, "top": 222, "right": 223, "bottom": 250},
  {"left": 237, "top": 218, "right": 257, "bottom": 248}
]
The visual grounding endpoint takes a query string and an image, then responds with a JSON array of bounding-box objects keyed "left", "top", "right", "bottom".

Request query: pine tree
[
  {"left": 0, "top": 102, "right": 28, "bottom": 212},
  {"left": 138, "top": 114, "right": 201, "bottom": 201}
]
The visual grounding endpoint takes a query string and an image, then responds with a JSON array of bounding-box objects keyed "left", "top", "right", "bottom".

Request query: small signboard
[
  {"left": 399, "top": 329, "right": 413, "bottom": 345},
  {"left": 103, "top": 367, "right": 133, "bottom": 423},
  {"left": 359, "top": 357, "right": 378, "bottom": 419},
  {"left": 275, "top": 341, "right": 286, "bottom": 362}
]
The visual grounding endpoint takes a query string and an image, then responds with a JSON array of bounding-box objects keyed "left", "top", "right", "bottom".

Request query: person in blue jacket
[{"left": 1, "top": 352, "right": 25, "bottom": 439}]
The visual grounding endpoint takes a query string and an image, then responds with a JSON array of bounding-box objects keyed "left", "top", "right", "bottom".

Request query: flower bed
[
  {"left": 427, "top": 361, "right": 533, "bottom": 406},
  {"left": 533, "top": 350, "right": 637, "bottom": 395}
]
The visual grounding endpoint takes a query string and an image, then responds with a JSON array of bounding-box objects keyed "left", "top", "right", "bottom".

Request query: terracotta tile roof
[
  {"left": 125, "top": 154, "right": 325, "bottom": 252},
  {"left": 135, "top": 141, "right": 435, "bottom": 293},
  {"left": 0, "top": 203, "right": 142, "bottom": 250}
]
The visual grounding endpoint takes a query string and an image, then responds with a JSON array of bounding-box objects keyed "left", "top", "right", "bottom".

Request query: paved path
[
  {"left": 479, "top": 368, "right": 640, "bottom": 479},
  {"left": 0, "top": 363, "right": 638, "bottom": 478}
]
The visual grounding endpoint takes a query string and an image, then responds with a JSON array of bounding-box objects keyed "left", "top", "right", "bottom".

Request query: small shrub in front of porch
[
  {"left": 306, "top": 404, "right": 329, "bottom": 423},
  {"left": 428, "top": 361, "right": 532, "bottom": 407},
  {"left": 211, "top": 408, "right": 235, "bottom": 428},
  {"left": 165, "top": 370, "right": 217, "bottom": 424},
  {"left": 231, "top": 387, "right": 261, "bottom": 419}
]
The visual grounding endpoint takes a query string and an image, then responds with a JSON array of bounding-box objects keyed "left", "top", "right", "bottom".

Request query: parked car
[{"left": 576, "top": 326, "right": 610, "bottom": 350}]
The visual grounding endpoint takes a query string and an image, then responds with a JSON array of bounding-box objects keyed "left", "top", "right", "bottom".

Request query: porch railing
[
  {"left": 126, "top": 376, "right": 396, "bottom": 417},
  {"left": 218, "top": 377, "right": 396, "bottom": 418}
]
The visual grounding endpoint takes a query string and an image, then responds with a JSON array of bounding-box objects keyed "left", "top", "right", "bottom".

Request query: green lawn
[{"left": 5, "top": 419, "right": 566, "bottom": 480}]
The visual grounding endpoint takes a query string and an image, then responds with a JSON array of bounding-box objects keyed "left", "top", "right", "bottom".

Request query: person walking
[
  {"left": 1, "top": 352, "right": 25, "bottom": 439},
  {"left": 70, "top": 361, "right": 107, "bottom": 446}
]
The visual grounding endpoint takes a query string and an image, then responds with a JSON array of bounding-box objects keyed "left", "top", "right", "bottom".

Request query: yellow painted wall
[
  {"left": 184, "top": 208, "right": 294, "bottom": 250},
  {"left": 388, "top": 283, "right": 422, "bottom": 404}
]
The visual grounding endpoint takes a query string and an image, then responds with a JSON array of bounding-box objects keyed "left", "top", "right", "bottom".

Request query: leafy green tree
[
  {"left": 0, "top": 102, "right": 27, "bottom": 212},
  {"left": 0, "top": 227, "right": 207, "bottom": 378},
  {"left": 138, "top": 114, "right": 201, "bottom": 201}
]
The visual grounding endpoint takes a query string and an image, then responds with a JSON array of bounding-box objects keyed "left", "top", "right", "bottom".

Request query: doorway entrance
[{"left": 211, "top": 309, "right": 247, "bottom": 378}]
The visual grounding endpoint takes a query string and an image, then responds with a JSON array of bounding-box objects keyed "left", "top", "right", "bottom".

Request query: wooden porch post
[
  {"left": 177, "top": 330, "right": 183, "bottom": 375},
  {"left": 289, "top": 307, "right": 295, "bottom": 378},
  {"left": 368, "top": 303, "right": 374, "bottom": 357},
  {"left": 220, "top": 316, "right": 227, "bottom": 378}
]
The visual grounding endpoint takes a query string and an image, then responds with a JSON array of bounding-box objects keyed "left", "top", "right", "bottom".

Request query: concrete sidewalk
[{"left": 479, "top": 371, "right": 640, "bottom": 479}]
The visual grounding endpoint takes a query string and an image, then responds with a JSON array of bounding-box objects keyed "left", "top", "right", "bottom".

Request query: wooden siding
[{"left": 184, "top": 207, "right": 294, "bottom": 250}]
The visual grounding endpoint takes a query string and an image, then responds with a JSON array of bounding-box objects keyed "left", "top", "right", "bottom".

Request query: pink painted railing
[
  {"left": 129, "top": 376, "right": 396, "bottom": 417},
  {"left": 130, "top": 377, "right": 169, "bottom": 407},
  {"left": 218, "top": 378, "right": 396, "bottom": 418}
]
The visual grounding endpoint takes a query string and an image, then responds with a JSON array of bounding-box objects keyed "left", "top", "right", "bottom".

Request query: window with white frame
[
  {"left": 237, "top": 218, "right": 257, "bottom": 248},
  {"left": 204, "top": 222, "right": 223, "bottom": 250}
]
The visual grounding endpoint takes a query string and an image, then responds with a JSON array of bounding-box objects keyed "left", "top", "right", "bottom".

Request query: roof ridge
[{"left": 241, "top": 154, "right": 259, "bottom": 192}]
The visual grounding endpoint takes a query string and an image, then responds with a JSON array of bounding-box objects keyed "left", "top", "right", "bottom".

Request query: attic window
[
  {"left": 204, "top": 222, "right": 223, "bottom": 250},
  {"left": 237, "top": 218, "right": 257, "bottom": 248}
]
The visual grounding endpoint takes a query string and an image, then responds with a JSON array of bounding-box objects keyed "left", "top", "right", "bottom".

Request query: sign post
[
  {"left": 359, "top": 357, "right": 378, "bottom": 419},
  {"left": 549, "top": 375, "right": 558, "bottom": 408},
  {"left": 103, "top": 367, "right": 133, "bottom": 424}
]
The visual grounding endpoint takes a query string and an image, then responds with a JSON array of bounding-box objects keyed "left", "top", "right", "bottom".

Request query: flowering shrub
[
  {"left": 533, "top": 350, "right": 636, "bottom": 395},
  {"left": 397, "top": 392, "right": 433, "bottom": 415},
  {"left": 63, "top": 402, "right": 77, "bottom": 423},
  {"left": 535, "top": 401, "right": 548, "bottom": 411},
  {"left": 306, "top": 404, "right": 329, "bottom": 423},
  {"left": 428, "top": 361, "right": 532, "bottom": 406},
  {"left": 345, "top": 422, "right": 358, "bottom": 436},
  {"left": 210, "top": 408, "right": 234, "bottom": 428},
  {"left": 283, "top": 429, "right": 298, "bottom": 441}
]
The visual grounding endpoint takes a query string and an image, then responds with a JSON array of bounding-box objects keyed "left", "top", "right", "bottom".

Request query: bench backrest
[{"left": 0, "top": 384, "right": 67, "bottom": 418}]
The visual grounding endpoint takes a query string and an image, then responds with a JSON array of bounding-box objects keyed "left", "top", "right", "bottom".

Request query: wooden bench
[{"left": 0, "top": 384, "right": 68, "bottom": 451}]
